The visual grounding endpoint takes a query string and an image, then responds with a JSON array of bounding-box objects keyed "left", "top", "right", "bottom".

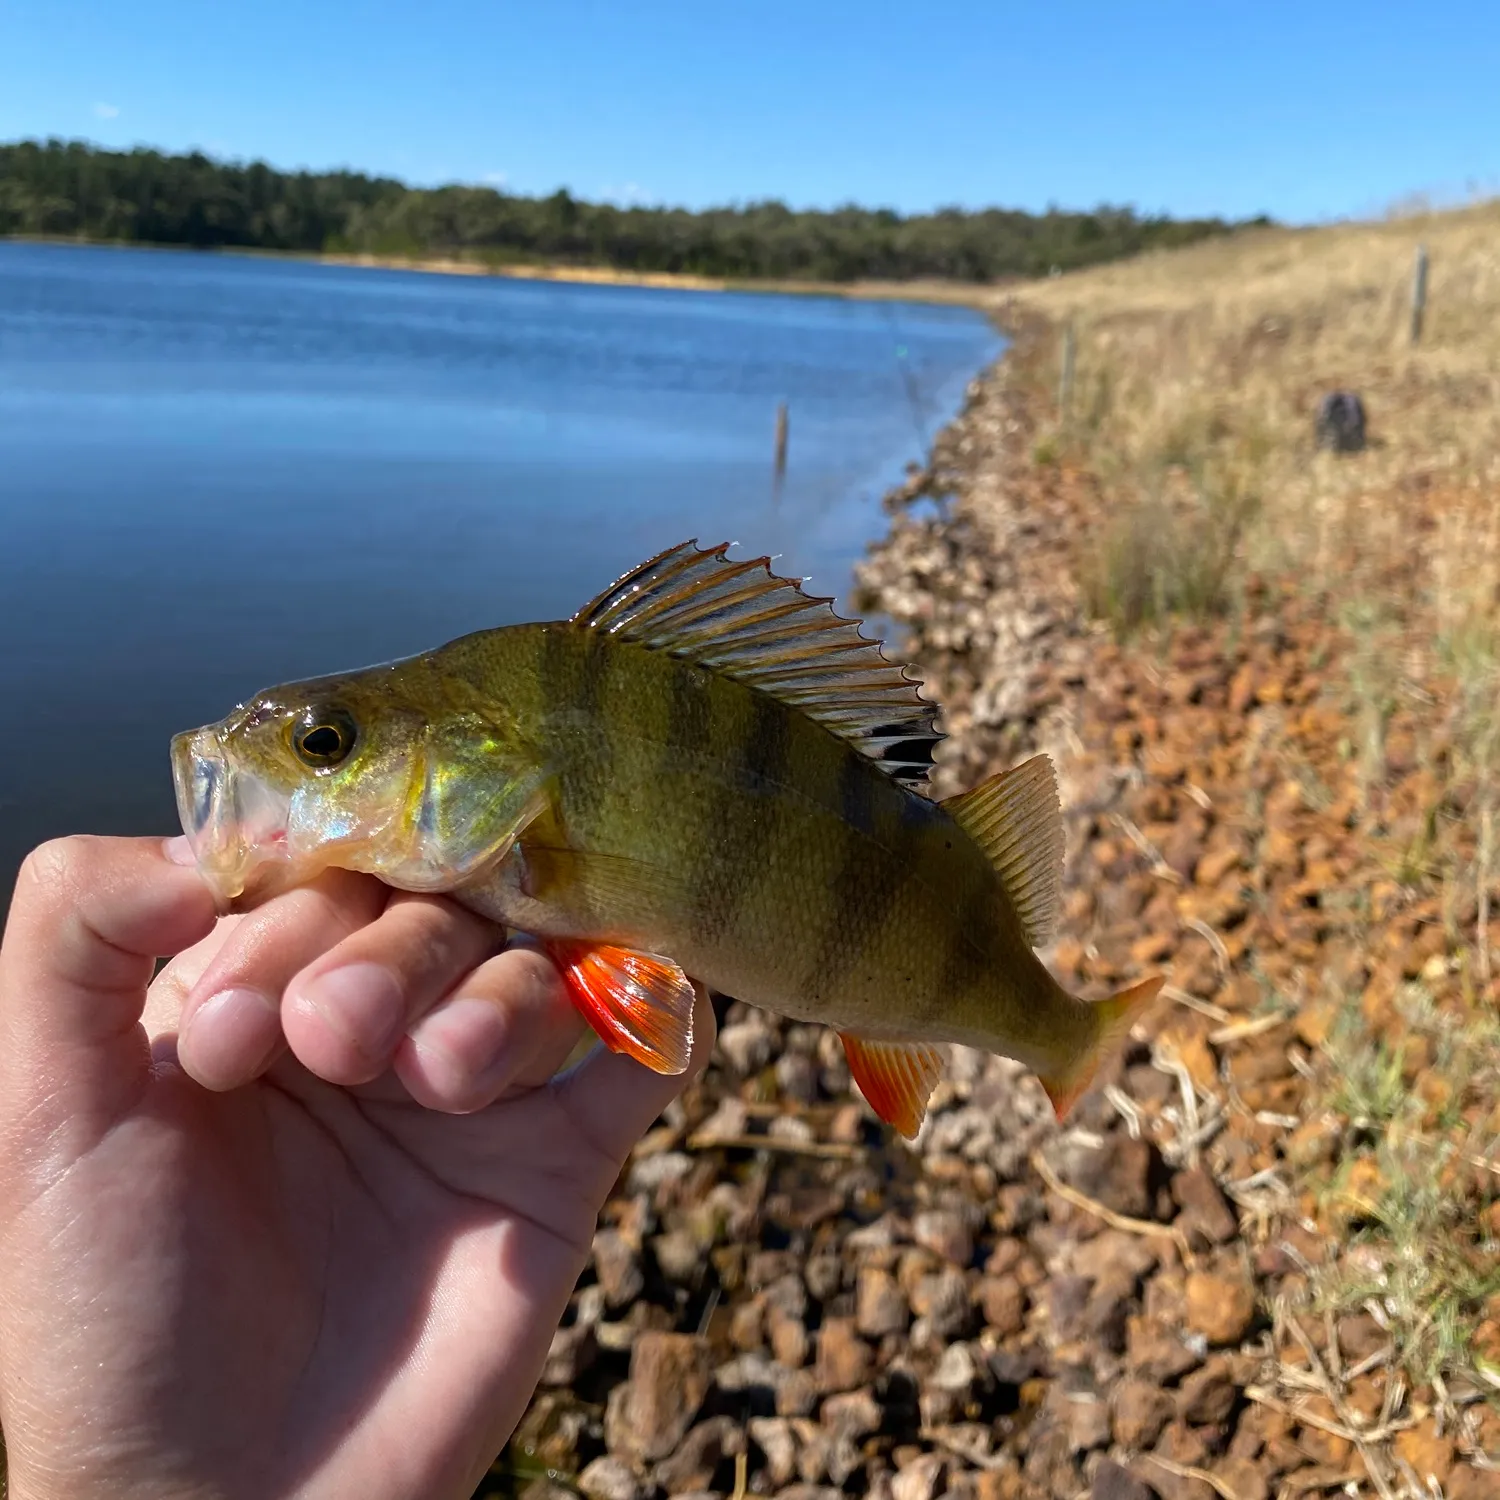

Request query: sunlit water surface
[{"left": 0, "top": 241, "right": 1003, "bottom": 910}]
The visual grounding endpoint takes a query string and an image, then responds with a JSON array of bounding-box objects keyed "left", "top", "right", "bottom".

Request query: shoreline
[{"left": 2, "top": 233, "right": 1013, "bottom": 313}]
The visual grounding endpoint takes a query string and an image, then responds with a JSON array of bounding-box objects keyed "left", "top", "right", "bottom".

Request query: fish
[{"left": 172, "top": 540, "right": 1163, "bottom": 1136}]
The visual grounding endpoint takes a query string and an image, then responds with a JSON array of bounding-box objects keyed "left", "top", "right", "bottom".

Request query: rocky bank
[{"left": 485, "top": 324, "right": 1500, "bottom": 1500}]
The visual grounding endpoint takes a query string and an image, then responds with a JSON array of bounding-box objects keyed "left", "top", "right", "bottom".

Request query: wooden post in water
[
  {"left": 774, "top": 402, "right": 789, "bottom": 477},
  {"left": 1058, "top": 322, "right": 1076, "bottom": 424},
  {"left": 1410, "top": 244, "right": 1429, "bottom": 345}
]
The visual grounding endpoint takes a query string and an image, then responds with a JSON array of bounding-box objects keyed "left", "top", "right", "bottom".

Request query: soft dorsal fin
[
  {"left": 573, "top": 540, "right": 941, "bottom": 786},
  {"left": 942, "top": 755, "right": 1064, "bottom": 948}
]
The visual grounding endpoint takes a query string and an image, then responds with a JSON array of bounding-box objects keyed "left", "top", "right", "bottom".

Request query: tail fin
[{"left": 1038, "top": 974, "right": 1164, "bottom": 1119}]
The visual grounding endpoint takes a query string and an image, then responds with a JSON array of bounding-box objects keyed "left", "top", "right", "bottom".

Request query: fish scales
[
  {"left": 442, "top": 622, "right": 1085, "bottom": 1068},
  {"left": 171, "top": 539, "right": 1164, "bottom": 1136}
]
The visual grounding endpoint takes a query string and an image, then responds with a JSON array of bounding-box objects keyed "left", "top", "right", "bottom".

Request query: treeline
[{"left": 0, "top": 138, "right": 1267, "bottom": 282}]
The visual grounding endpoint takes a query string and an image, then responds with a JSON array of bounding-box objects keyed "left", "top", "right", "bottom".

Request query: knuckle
[{"left": 16, "top": 835, "right": 102, "bottom": 909}]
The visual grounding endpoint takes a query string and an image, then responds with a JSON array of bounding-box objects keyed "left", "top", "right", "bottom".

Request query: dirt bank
[{"left": 488, "top": 204, "right": 1500, "bottom": 1500}]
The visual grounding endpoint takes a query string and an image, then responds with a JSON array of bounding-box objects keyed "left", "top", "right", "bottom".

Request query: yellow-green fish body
[{"left": 173, "top": 542, "right": 1160, "bottom": 1134}]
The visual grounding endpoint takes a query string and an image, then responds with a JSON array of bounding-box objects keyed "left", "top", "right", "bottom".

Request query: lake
[{"left": 0, "top": 241, "right": 1003, "bottom": 911}]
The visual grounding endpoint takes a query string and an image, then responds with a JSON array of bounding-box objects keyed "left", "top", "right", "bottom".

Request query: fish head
[{"left": 172, "top": 658, "right": 548, "bottom": 913}]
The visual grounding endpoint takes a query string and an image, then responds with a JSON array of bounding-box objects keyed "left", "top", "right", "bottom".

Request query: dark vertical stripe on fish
[
  {"left": 801, "top": 749, "right": 906, "bottom": 1006},
  {"left": 695, "top": 686, "right": 791, "bottom": 945},
  {"left": 837, "top": 748, "right": 879, "bottom": 842},
  {"left": 546, "top": 625, "right": 611, "bottom": 827},
  {"left": 664, "top": 659, "right": 712, "bottom": 759},
  {"left": 932, "top": 876, "right": 994, "bottom": 1025}
]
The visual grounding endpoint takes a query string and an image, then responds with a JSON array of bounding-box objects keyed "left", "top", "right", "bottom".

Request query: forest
[{"left": 0, "top": 138, "right": 1267, "bottom": 282}]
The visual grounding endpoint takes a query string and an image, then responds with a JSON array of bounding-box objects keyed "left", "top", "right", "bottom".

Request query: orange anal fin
[
  {"left": 1039, "top": 973, "right": 1165, "bottom": 1119},
  {"left": 546, "top": 940, "right": 695, "bottom": 1075},
  {"left": 840, "top": 1033, "right": 945, "bottom": 1140}
]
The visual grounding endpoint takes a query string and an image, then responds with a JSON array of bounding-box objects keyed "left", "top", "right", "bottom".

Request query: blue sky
[{"left": 3, "top": 1, "right": 1498, "bottom": 224}]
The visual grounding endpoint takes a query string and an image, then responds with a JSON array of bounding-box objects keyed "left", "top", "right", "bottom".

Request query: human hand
[{"left": 0, "top": 836, "right": 714, "bottom": 1500}]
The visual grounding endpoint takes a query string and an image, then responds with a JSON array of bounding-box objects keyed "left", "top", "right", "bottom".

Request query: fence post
[
  {"left": 1058, "top": 322, "right": 1076, "bottom": 423},
  {"left": 774, "top": 402, "right": 789, "bottom": 477},
  {"left": 1410, "top": 244, "right": 1429, "bottom": 345}
]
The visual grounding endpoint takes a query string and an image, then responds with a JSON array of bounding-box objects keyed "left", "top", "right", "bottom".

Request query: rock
[
  {"left": 775, "top": 1367, "right": 820, "bottom": 1417},
  {"left": 1091, "top": 1460, "right": 1153, "bottom": 1500},
  {"left": 1176, "top": 1357, "right": 1240, "bottom": 1425},
  {"left": 822, "top": 1388, "right": 882, "bottom": 1483},
  {"left": 762, "top": 1271, "right": 808, "bottom": 1320},
  {"left": 1448, "top": 1463, "right": 1498, "bottom": 1500},
  {"left": 823, "top": 1386, "right": 881, "bottom": 1441},
  {"left": 1171, "top": 1167, "right": 1238, "bottom": 1244},
  {"left": 769, "top": 1308, "right": 810, "bottom": 1369},
  {"left": 1184, "top": 1269, "right": 1257, "bottom": 1345},
  {"left": 626, "top": 1150, "right": 694, "bottom": 1194},
  {"left": 774, "top": 1488, "right": 843, "bottom": 1500},
  {"left": 892, "top": 1452, "right": 946, "bottom": 1500},
  {"left": 654, "top": 1229, "right": 704, "bottom": 1284},
  {"left": 929, "top": 1341, "right": 980, "bottom": 1395},
  {"left": 1392, "top": 1422, "right": 1455, "bottom": 1488},
  {"left": 1071, "top": 1229, "right": 1158, "bottom": 1283},
  {"left": 775, "top": 1051, "right": 819, "bottom": 1104},
  {"left": 1049, "top": 1133, "right": 1155, "bottom": 1218},
  {"left": 579, "top": 1457, "right": 644, "bottom": 1500},
  {"left": 1044, "top": 1274, "right": 1092, "bottom": 1344},
  {"left": 1112, "top": 1378, "right": 1175, "bottom": 1447},
  {"left": 1336, "top": 1311, "right": 1387, "bottom": 1363},
  {"left": 1210, "top": 1458, "right": 1268, "bottom": 1500},
  {"left": 750, "top": 1417, "right": 798, "bottom": 1490},
  {"left": 719, "top": 1020, "right": 774, "bottom": 1075},
  {"left": 606, "top": 1332, "right": 713, "bottom": 1462},
  {"left": 594, "top": 1227, "right": 644, "bottom": 1308},
  {"left": 856, "top": 1266, "right": 910, "bottom": 1338},
  {"left": 814, "top": 1316, "right": 872, "bottom": 1392},
  {"left": 804, "top": 1250, "right": 842, "bottom": 1302},
  {"left": 542, "top": 1321, "right": 597, "bottom": 1385},
  {"left": 1082, "top": 1271, "right": 1134, "bottom": 1352},
  {"left": 913, "top": 1208, "right": 975, "bottom": 1266},
  {"left": 730, "top": 1295, "right": 766, "bottom": 1352},
  {"left": 1126, "top": 1314, "right": 1202, "bottom": 1384},
  {"left": 1064, "top": 1392, "right": 1111, "bottom": 1452},
  {"left": 976, "top": 1273, "right": 1026, "bottom": 1336},
  {"left": 1147, "top": 1422, "right": 1216, "bottom": 1500},
  {"left": 653, "top": 1415, "right": 744, "bottom": 1495},
  {"left": 1314, "top": 390, "right": 1367, "bottom": 453},
  {"left": 909, "top": 1267, "right": 973, "bottom": 1339}
]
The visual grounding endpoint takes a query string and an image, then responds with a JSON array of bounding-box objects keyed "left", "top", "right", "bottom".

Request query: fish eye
[{"left": 291, "top": 708, "right": 358, "bottom": 770}]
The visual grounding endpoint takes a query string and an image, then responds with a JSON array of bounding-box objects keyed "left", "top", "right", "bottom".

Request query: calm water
[{"left": 0, "top": 241, "right": 1002, "bottom": 910}]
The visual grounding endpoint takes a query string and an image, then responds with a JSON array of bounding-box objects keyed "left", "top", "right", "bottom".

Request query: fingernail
[
  {"left": 163, "top": 835, "right": 198, "bottom": 866},
  {"left": 297, "top": 963, "right": 406, "bottom": 1062},
  {"left": 184, "top": 987, "right": 280, "bottom": 1088}
]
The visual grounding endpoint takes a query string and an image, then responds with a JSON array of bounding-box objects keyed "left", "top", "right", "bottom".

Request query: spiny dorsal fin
[
  {"left": 942, "top": 755, "right": 1064, "bottom": 949},
  {"left": 573, "top": 540, "right": 941, "bottom": 786}
]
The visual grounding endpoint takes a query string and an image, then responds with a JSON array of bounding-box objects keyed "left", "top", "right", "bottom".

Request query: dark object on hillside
[{"left": 1315, "top": 391, "right": 1367, "bottom": 453}]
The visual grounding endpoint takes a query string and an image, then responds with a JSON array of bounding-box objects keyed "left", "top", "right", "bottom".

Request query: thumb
[
  {"left": 552, "top": 983, "right": 718, "bottom": 1172},
  {"left": 0, "top": 836, "right": 218, "bottom": 1130}
]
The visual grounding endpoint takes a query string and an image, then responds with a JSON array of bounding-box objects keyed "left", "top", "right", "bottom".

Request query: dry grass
[
  {"left": 1000, "top": 201, "right": 1500, "bottom": 1484},
  {"left": 1312, "top": 988, "right": 1500, "bottom": 1393},
  {"left": 1007, "top": 198, "right": 1500, "bottom": 626}
]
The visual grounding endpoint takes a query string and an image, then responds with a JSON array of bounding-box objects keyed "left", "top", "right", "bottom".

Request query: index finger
[{"left": 0, "top": 836, "right": 218, "bottom": 1124}]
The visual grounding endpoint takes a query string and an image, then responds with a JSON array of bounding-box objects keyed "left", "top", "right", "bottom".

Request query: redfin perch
[{"left": 172, "top": 541, "right": 1162, "bottom": 1135}]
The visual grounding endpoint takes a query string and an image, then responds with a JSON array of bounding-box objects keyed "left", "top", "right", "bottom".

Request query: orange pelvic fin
[
  {"left": 546, "top": 940, "right": 695, "bottom": 1075},
  {"left": 840, "top": 1033, "right": 946, "bottom": 1139},
  {"left": 1038, "top": 974, "right": 1165, "bottom": 1119}
]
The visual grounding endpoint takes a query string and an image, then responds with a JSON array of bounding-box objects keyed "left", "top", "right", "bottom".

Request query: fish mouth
[{"left": 171, "top": 726, "right": 296, "bottom": 913}]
